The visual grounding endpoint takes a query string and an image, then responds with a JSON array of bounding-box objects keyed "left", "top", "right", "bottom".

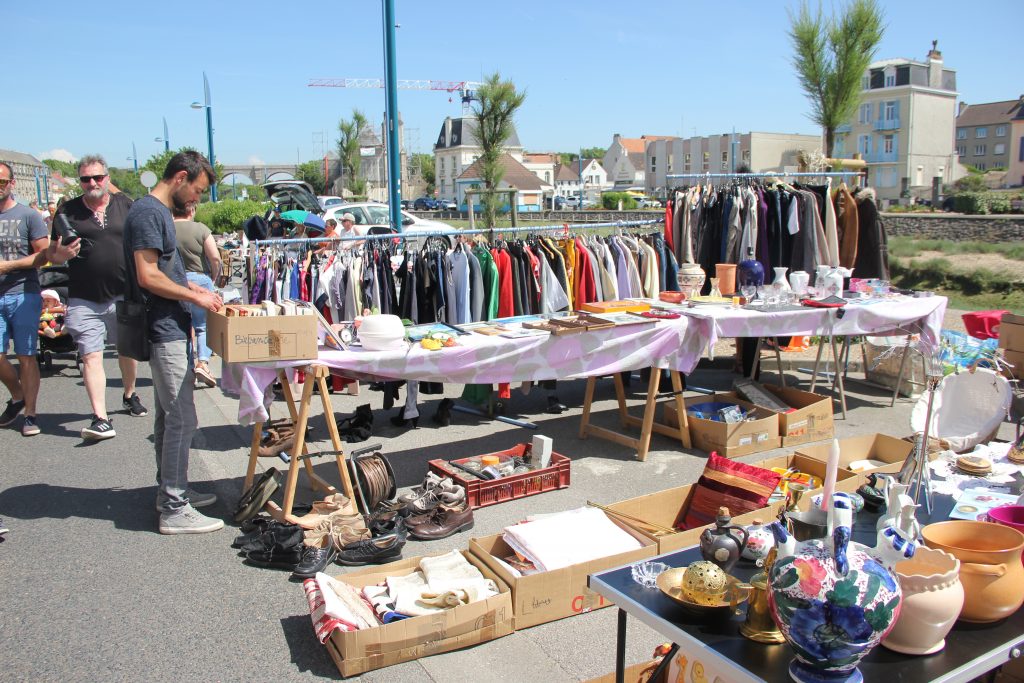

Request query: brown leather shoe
[{"left": 408, "top": 505, "right": 474, "bottom": 541}]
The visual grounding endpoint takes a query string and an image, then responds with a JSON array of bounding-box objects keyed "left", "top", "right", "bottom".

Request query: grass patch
[
  {"left": 937, "top": 289, "right": 1024, "bottom": 312},
  {"left": 888, "top": 236, "right": 1024, "bottom": 261}
]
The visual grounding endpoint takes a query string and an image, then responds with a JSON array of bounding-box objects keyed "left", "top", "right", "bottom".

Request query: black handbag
[{"left": 115, "top": 299, "right": 150, "bottom": 362}]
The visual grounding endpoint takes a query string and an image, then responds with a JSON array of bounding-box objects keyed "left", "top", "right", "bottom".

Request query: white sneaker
[{"left": 159, "top": 505, "right": 224, "bottom": 535}]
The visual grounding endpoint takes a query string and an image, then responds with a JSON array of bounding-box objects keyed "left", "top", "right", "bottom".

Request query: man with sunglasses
[
  {"left": 47, "top": 155, "right": 147, "bottom": 441},
  {"left": 0, "top": 162, "right": 50, "bottom": 435}
]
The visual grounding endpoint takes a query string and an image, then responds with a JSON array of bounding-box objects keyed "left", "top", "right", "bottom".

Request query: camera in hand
[{"left": 56, "top": 214, "right": 80, "bottom": 246}]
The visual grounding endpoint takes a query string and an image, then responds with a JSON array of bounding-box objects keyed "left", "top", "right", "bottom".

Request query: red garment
[
  {"left": 525, "top": 247, "right": 542, "bottom": 311},
  {"left": 491, "top": 248, "right": 515, "bottom": 318},
  {"left": 664, "top": 200, "right": 674, "bottom": 253},
  {"left": 573, "top": 238, "right": 597, "bottom": 305}
]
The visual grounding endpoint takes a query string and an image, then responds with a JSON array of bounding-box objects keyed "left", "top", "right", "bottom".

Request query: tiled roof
[
  {"left": 435, "top": 117, "right": 522, "bottom": 150},
  {"left": 957, "top": 100, "right": 1024, "bottom": 127},
  {"left": 553, "top": 164, "right": 578, "bottom": 181},
  {"left": 458, "top": 153, "right": 543, "bottom": 190},
  {"left": 523, "top": 152, "right": 558, "bottom": 164}
]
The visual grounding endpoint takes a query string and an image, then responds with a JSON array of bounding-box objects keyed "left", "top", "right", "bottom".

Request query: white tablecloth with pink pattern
[
  {"left": 678, "top": 295, "right": 948, "bottom": 357},
  {"left": 224, "top": 316, "right": 708, "bottom": 425}
]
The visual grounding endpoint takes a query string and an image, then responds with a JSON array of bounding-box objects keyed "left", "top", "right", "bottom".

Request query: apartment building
[
  {"left": 644, "top": 132, "right": 821, "bottom": 197},
  {"left": 434, "top": 116, "right": 523, "bottom": 202},
  {"left": 833, "top": 42, "right": 962, "bottom": 203},
  {"left": 1008, "top": 101, "right": 1024, "bottom": 188},
  {"left": 956, "top": 97, "right": 1024, "bottom": 174},
  {"left": 603, "top": 134, "right": 674, "bottom": 189}
]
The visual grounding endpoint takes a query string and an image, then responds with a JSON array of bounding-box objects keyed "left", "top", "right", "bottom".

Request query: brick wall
[{"left": 882, "top": 214, "right": 1024, "bottom": 241}]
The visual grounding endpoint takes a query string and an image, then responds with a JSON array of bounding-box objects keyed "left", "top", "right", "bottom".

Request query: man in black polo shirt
[{"left": 48, "top": 155, "right": 148, "bottom": 441}]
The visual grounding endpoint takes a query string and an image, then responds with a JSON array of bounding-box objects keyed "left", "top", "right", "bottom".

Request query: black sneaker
[
  {"left": 123, "top": 393, "right": 148, "bottom": 417},
  {"left": 0, "top": 399, "right": 25, "bottom": 427},
  {"left": 291, "top": 542, "right": 339, "bottom": 579},
  {"left": 82, "top": 416, "right": 116, "bottom": 440}
]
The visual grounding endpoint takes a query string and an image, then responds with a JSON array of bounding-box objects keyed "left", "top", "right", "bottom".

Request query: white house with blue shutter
[{"left": 832, "top": 41, "right": 965, "bottom": 204}]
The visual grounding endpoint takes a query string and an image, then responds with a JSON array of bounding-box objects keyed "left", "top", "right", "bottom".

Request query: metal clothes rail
[
  {"left": 253, "top": 219, "right": 664, "bottom": 248},
  {"left": 665, "top": 171, "right": 863, "bottom": 180}
]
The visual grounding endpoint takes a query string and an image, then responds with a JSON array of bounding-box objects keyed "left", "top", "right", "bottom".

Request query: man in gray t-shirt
[
  {"left": 0, "top": 162, "right": 51, "bottom": 436},
  {"left": 124, "top": 151, "right": 224, "bottom": 535}
]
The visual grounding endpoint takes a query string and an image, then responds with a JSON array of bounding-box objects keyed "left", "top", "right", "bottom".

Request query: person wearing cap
[{"left": 338, "top": 212, "right": 365, "bottom": 250}]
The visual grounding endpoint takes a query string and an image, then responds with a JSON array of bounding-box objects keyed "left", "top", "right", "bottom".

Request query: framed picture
[{"left": 405, "top": 321, "right": 468, "bottom": 342}]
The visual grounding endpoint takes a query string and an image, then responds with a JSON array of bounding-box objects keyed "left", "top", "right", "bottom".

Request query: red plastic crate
[{"left": 427, "top": 443, "right": 571, "bottom": 509}]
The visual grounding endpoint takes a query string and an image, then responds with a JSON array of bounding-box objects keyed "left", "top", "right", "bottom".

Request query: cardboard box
[
  {"left": 468, "top": 518, "right": 655, "bottom": 630},
  {"left": 1004, "top": 349, "right": 1024, "bottom": 380},
  {"left": 760, "top": 385, "right": 834, "bottom": 447},
  {"left": 664, "top": 395, "right": 780, "bottom": 458},
  {"left": 207, "top": 309, "right": 318, "bottom": 362},
  {"left": 795, "top": 433, "right": 915, "bottom": 487},
  {"left": 999, "top": 312, "right": 1024, "bottom": 352},
  {"left": 586, "top": 659, "right": 663, "bottom": 683},
  {"left": 754, "top": 452, "right": 861, "bottom": 498},
  {"left": 324, "top": 550, "right": 513, "bottom": 677},
  {"left": 606, "top": 482, "right": 784, "bottom": 554}
]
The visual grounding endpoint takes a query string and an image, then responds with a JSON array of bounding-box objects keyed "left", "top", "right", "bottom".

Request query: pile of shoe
[
  {"left": 234, "top": 516, "right": 306, "bottom": 575},
  {"left": 399, "top": 474, "right": 474, "bottom": 541}
]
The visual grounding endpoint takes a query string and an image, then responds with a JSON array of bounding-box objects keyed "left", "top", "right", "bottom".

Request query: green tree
[
  {"left": 788, "top": 0, "right": 885, "bottom": 157},
  {"left": 295, "top": 160, "right": 325, "bottom": 193},
  {"left": 141, "top": 147, "right": 223, "bottom": 201},
  {"left": 412, "top": 153, "right": 435, "bottom": 194},
  {"left": 42, "top": 158, "right": 78, "bottom": 178},
  {"left": 579, "top": 146, "right": 606, "bottom": 161},
  {"left": 558, "top": 153, "right": 577, "bottom": 167},
  {"left": 336, "top": 109, "right": 368, "bottom": 194},
  {"left": 108, "top": 167, "right": 147, "bottom": 199},
  {"left": 472, "top": 72, "right": 527, "bottom": 228}
]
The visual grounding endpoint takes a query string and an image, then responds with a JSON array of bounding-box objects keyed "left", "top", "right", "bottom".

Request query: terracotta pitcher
[
  {"left": 882, "top": 546, "right": 963, "bottom": 655},
  {"left": 921, "top": 520, "right": 1024, "bottom": 623}
]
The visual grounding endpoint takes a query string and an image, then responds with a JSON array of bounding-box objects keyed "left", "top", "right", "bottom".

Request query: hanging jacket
[
  {"left": 835, "top": 185, "right": 860, "bottom": 269},
  {"left": 852, "top": 188, "right": 888, "bottom": 280}
]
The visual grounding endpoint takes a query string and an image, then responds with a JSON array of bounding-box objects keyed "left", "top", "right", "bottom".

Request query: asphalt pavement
[{"left": 1, "top": 345, "right": 1016, "bottom": 682}]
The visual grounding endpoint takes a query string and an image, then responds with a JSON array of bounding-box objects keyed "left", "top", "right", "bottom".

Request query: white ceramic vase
[
  {"left": 881, "top": 546, "right": 963, "bottom": 655},
  {"left": 772, "top": 267, "right": 791, "bottom": 291},
  {"left": 789, "top": 271, "right": 810, "bottom": 295}
]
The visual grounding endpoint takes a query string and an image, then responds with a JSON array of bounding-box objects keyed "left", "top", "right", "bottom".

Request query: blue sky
[{"left": 6, "top": 0, "right": 1021, "bottom": 171}]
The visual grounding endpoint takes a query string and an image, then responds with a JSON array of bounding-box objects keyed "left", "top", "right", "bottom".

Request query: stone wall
[{"left": 882, "top": 213, "right": 1024, "bottom": 241}]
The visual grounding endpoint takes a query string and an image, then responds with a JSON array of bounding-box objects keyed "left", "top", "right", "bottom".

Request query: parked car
[
  {"left": 400, "top": 199, "right": 413, "bottom": 210},
  {"left": 562, "top": 196, "right": 581, "bottom": 209},
  {"left": 262, "top": 180, "right": 324, "bottom": 213},
  {"left": 438, "top": 199, "right": 458, "bottom": 211},
  {"left": 323, "top": 202, "right": 454, "bottom": 248},
  {"left": 635, "top": 196, "right": 662, "bottom": 209},
  {"left": 552, "top": 196, "right": 566, "bottom": 210},
  {"left": 413, "top": 197, "right": 440, "bottom": 210},
  {"left": 318, "top": 195, "right": 344, "bottom": 209}
]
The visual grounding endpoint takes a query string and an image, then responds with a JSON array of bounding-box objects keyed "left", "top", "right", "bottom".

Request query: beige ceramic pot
[
  {"left": 677, "top": 263, "right": 705, "bottom": 297},
  {"left": 882, "top": 547, "right": 963, "bottom": 654},
  {"left": 921, "top": 520, "right": 1024, "bottom": 623}
]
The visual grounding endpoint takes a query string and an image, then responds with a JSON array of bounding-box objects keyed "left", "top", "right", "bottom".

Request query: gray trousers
[{"left": 150, "top": 340, "right": 197, "bottom": 514}]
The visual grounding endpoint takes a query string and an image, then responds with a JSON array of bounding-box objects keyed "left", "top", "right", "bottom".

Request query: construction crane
[{"left": 308, "top": 78, "right": 482, "bottom": 114}]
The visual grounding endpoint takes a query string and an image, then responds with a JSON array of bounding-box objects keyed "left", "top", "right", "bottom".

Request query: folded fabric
[
  {"left": 306, "top": 573, "right": 378, "bottom": 639},
  {"left": 419, "top": 550, "right": 483, "bottom": 592},
  {"left": 502, "top": 507, "right": 643, "bottom": 572},
  {"left": 362, "top": 584, "right": 408, "bottom": 623},
  {"left": 387, "top": 570, "right": 440, "bottom": 617},
  {"left": 679, "top": 451, "right": 782, "bottom": 530}
]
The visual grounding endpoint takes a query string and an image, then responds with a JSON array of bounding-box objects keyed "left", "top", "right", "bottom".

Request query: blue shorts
[{"left": 0, "top": 291, "right": 43, "bottom": 356}]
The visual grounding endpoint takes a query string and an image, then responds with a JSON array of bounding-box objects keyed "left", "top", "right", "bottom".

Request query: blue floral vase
[
  {"left": 737, "top": 247, "right": 764, "bottom": 289},
  {"left": 767, "top": 494, "right": 908, "bottom": 683}
]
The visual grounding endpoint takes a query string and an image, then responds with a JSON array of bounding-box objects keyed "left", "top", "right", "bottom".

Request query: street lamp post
[
  {"left": 191, "top": 72, "right": 218, "bottom": 201},
  {"left": 128, "top": 141, "right": 138, "bottom": 173},
  {"left": 155, "top": 116, "right": 170, "bottom": 152}
]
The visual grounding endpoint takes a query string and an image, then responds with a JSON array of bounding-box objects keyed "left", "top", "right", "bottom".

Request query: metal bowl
[{"left": 656, "top": 566, "right": 751, "bottom": 621}]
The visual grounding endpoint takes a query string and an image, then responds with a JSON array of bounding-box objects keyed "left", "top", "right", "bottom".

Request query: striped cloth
[{"left": 678, "top": 452, "right": 782, "bottom": 530}]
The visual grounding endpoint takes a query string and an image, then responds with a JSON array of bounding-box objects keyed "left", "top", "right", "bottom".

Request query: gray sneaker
[
  {"left": 154, "top": 489, "right": 217, "bottom": 511},
  {"left": 159, "top": 505, "right": 224, "bottom": 535}
]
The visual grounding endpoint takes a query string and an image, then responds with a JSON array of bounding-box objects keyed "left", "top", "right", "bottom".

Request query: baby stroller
[{"left": 37, "top": 288, "right": 81, "bottom": 373}]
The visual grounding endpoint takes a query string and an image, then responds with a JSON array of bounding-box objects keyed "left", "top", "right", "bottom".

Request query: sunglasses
[
  {"left": 0, "top": 178, "right": 11, "bottom": 188},
  {"left": 79, "top": 174, "right": 107, "bottom": 184}
]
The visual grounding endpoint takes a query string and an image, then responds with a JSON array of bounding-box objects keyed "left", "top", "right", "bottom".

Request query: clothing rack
[
  {"left": 665, "top": 171, "right": 863, "bottom": 181},
  {"left": 253, "top": 219, "right": 664, "bottom": 248}
]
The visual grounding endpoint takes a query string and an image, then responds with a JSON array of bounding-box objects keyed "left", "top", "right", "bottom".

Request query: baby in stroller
[{"left": 38, "top": 289, "right": 79, "bottom": 371}]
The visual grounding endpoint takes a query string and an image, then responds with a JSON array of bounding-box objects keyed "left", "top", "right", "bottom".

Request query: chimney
[
  {"left": 958, "top": 101, "right": 967, "bottom": 117},
  {"left": 927, "top": 40, "right": 943, "bottom": 89}
]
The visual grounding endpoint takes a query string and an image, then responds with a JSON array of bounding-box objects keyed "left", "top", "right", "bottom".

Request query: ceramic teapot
[
  {"left": 742, "top": 518, "right": 776, "bottom": 566},
  {"left": 768, "top": 493, "right": 908, "bottom": 683},
  {"left": 699, "top": 507, "right": 749, "bottom": 572}
]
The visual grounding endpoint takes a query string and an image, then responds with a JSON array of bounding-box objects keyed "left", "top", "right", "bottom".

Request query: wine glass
[{"left": 740, "top": 284, "right": 756, "bottom": 304}]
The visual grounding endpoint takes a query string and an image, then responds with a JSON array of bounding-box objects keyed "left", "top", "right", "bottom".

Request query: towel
[
  {"left": 302, "top": 573, "right": 378, "bottom": 642},
  {"left": 502, "top": 507, "right": 643, "bottom": 572}
]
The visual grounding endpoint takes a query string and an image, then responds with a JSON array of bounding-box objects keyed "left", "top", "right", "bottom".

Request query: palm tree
[
  {"left": 789, "top": 0, "right": 885, "bottom": 157},
  {"left": 337, "top": 109, "right": 368, "bottom": 194},
  {"left": 472, "top": 73, "right": 526, "bottom": 228}
]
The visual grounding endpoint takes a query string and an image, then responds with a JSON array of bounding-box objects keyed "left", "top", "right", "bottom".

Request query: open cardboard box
[
  {"left": 207, "top": 308, "right": 318, "bottom": 362},
  {"left": 795, "top": 433, "right": 916, "bottom": 487},
  {"left": 664, "top": 394, "right": 780, "bottom": 458},
  {"left": 754, "top": 452, "right": 861, "bottom": 499},
  {"left": 604, "top": 482, "right": 785, "bottom": 554},
  {"left": 323, "top": 550, "right": 513, "bottom": 677},
  {"left": 468, "top": 517, "right": 655, "bottom": 630},
  {"left": 759, "top": 385, "right": 835, "bottom": 447},
  {"left": 1000, "top": 312, "right": 1024, "bottom": 352}
]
